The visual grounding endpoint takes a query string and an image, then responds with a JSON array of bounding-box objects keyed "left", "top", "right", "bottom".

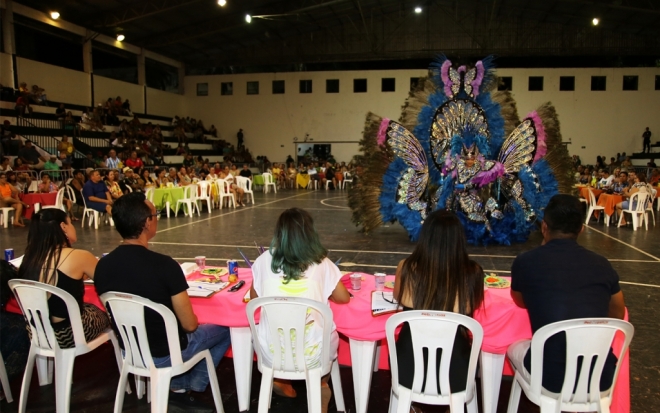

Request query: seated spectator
[
  {"left": 122, "top": 99, "right": 132, "bottom": 115},
  {"left": 620, "top": 157, "right": 632, "bottom": 168},
  {"left": 140, "top": 168, "right": 156, "bottom": 189},
  {"left": 154, "top": 169, "right": 168, "bottom": 187},
  {"left": 597, "top": 169, "right": 614, "bottom": 189},
  {"left": 67, "top": 169, "right": 85, "bottom": 207},
  {"left": 55, "top": 103, "right": 66, "bottom": 120},
  {"left": 219, "top": 166, "right": 245, "bottom": 206},
  {"left": 15, "top": 95, "right": 33, "bottom": 117},
  {"left": 167, "top": 167, "right": 179, "bottom": 186},
  {"left": 30, "top": 85, "right": 47, "bottom": 105},
  {"left": 249, "top": 208, "right": 350, "bottom": 404},
  {"left": 616, "top": 172, "right": 652, "bottom": 225},
  {"left": 649, "top": 168, "right": 660, "bottom": 186},
  {"left": 81, "top": 152, "right": 95, "bottom": 169},
  {"left": 307, "top": 164, "right": 320, "bottom": 184},
  {"left": 648, "top": 159, "right": 657, "bottom": 168},
  {"left": 17, "top": 208, "right": 110, "bottom": 347},
  {"left": 206, "top": 167, "right": 218, "bottom": 181},
  {"left": 43, "top": 155, "right": 61, "bottom": 180},
  {"left": 63, "top": 112, "right": 78, "bottom": 137},
  {"left": 19, "top": 140, "right": 47, "bottom": 170},
  {"left": 325, "top": 162, "right": 337, "bottom": 189},
  {"left": 125, "top": 150, "right": 144, "bottom": 172},
  {"left": 106, "top": 149, "right": 121, "bottom": 170},
  {"left": 38, "top": 173, "right": 58, "bottom": 193},
  {"left": 93, "top": 151, "right": 106, "bottom": 168},
  {"left": 14, "top": 158, "right": 30, "bottom": 171},
  {"left": 94, "top": 192, "right": 231, "bottom": 411},
  {"left": 1, "top": 157, "right": 12, "bottom": 172},
  {"left": 511, "top": 194, "right": 624, "bottom": 393},
  {"left": 57, "top": 135, "right": 74, "bottom": 166},
  {"left": 208, "top": 124, "right": 217, "bottom": 138},
  {"left": 105, "top": 170, "right": 123, "bottom": 200},
  {"left": 0, "top": 171, "right": 26, "bottom": 226},
  {"left": 177, "top": 166, "right": 192, "bottom": 186},
  {"left": 82, "top": 170, "right": 113, "bottom": 215},
  {"left": 7, "top": 170, "right": 31, "bottom": 194},
  {"left": 239, "top": 164, "right": 252, "bottom": 180},
  {"left": 612, "top": 171, "right": 629, "bottom": 194},
  {"left": 120, "top": 167, "right": 141, "bottom": 193},
  {"left": 183, "top": 154, "right": 194, "bottom": 168},
  {"left": 1, "top": 120, "right": 21, "bottom": 155}
]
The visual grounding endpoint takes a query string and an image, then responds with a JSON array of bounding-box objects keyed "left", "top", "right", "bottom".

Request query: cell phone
[{"left": 229, "top": 280, "right": 246, "bottom": 292}]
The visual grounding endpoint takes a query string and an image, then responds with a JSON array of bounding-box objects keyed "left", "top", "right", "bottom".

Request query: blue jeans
[{"left": 152, "top": 324, "right": 231, "bottom": 392}]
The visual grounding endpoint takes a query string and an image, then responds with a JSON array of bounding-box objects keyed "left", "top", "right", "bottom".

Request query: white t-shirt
[{"left": 252, "top": 251, "right": 342, "bottom": 369}]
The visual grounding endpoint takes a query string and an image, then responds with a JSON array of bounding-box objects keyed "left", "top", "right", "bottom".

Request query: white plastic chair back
[
  {"left": 385, "top": 311, "right": 483, "bottom": 412},
  {"left": 8, "top": 279, "right": 124, "bottom": 413},
  {"left": 27, "top": 180, "right": 38, "bottom": 193},
  {"left": 215, "top": 179, "right": 235, "bottom": 208},
  {"left": 508, "top": 318, "right": 634, "bottom": 413},
  {"left": 0, "top": 207, "right": 15, "bottom": 228},
  {"left": 175, "top": 184, "right": 200, "bottom": 217},
  {"left": 584, "top": 189, "right": 605, "bottom": 225},
  {"left": 646, "top": 188, "right": 656, "bottom": 226},
  {"left": 100, "top": 292, "right": 224, "bottom": 413},
  {"left": 196, "top": 180, "right": 213, "bottom": 212},
  {"left": 0, "top": 352, "right": 12, "bottom": 403},
  {"left": 262, "top": 173, "right": 276, "bottom": 193},
  {"left": 125, "top": 185, "right": 133, "bottom": 193},
  {"left": 342, "top": 172, "right": 354, "bottom": 189},
  {"left": 236, "top": 176, "right": 254, "bottom": 204},
  {"left": 246, "top": 297, "right": 345, "bottom": 412},
  {"left": 144, "top": 187, "right": 155, "bottom": 203},
  {"left": 618, "top": 191, "right": 649, "bottom": 230},
  {"left": 43, "top": 188, "right": 66, "bottom": 212}
]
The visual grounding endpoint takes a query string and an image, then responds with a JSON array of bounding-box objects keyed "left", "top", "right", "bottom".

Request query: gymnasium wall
[
  {"left": 93, "top": 75, "right": 144, "bottom": 114},
  {"left": 0, "top": 53, "right": 13, "bottom": 86},
  {"left": 184, "top": 67, "right": 660, "bottom": 165},
  {"left": 16, "top": 57, "right": 91, "bottom": 106}
]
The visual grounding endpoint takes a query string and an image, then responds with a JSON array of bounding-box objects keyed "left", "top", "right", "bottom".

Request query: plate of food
[
  {"left": 384, "top": 281, "right": 395, "bottom": 289},
  {"left": 484, "top": 273, "right": 510, "bottom": 289}
]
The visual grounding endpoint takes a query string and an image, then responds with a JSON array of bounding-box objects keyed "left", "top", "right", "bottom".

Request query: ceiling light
[
  {"left": 50, "top": 11, "right": 60, "bottom": 20},
  {"left": 217, "top": 0, "right": 226, "bottom": 6},
  {"left": 116, "top": 34, "right": 125, "bottom": 42},
  {"left": 592, "top": 17, "right": 599, "bottom": 26},
  {"left": 414, "top": 7, "right": 422, "bottom": 13},
  {"left": 245, "top": 14, "right": 252, "bottom": 23}
]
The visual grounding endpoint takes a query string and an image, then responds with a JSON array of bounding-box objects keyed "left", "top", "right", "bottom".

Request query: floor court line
[
  {"left": 155, "top": 192, "right": 311, "bottom": 234},
  {"left": 320, "top": 197, "right": 351, "bottom": 209},
  {"left": 585, "top": 225, "right": 660, "bottom": 262}
]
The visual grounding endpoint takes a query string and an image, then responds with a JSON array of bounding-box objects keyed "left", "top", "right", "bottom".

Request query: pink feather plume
[
  {"left": 441, "top": 60, "right": 453, "bottom": 97},
  {"left": 377, "top": 118, "right": 390, "bottom": 146},
  {"left": 528, "top": 111, "right": 547, "bottom": 162},
  {"left": 472, "top": 61, "right": 484, "bottom": 97},
  {"left": 472, "top": 162, "right": 505, "bottom": 187}
]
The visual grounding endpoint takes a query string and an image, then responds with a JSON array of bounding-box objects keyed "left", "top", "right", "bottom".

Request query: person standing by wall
[
  {"left": 642, "top": 127, "right": 652, "bottom": 154},
  {"left": 237, "top": 129, "right": 244, "bottom": 149}
]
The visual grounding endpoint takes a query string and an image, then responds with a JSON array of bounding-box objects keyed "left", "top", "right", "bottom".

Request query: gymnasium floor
[{"left": 1, "top": 189, "right": 658, "bottom": 413}]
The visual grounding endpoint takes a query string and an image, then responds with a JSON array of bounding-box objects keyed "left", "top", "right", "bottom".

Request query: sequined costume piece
[{"left": 387, "top": 122, "right": 429, "bottom": 217}]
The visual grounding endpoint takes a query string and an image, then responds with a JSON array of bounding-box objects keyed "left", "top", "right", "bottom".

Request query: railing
[
  {"left": 17, "top": 117, "right": 86, "bottom": 160},
  {"left": 17, "top": 116, "right": 62, "bottom": 130}
]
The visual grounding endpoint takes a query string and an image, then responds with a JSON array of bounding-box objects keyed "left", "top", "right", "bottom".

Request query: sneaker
[{"left": 168, "top": 391, "right": 214, "bottom": 413}]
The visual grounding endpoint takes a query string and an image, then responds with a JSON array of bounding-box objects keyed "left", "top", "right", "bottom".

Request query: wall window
[
  {"left": 382, "top": 78, "right": 395, "bottom": 92},
  {"left": 656, "top": 75, "right": 660, "bottom": 90},
  {"left": 410, "top": 77, "right": 421, "bottom": 90},
  {"left": 354, "top": 78, "right": 367, "bottom": 93},
  {"left": 326, "top": 79, "right": 339, "bottom": 93},
  {"left": 300, "top": 80, "right": 312, "bottom": 94},
  {"left": 498, "top": 77, "right": 512, "bottom": 91},
  {"left": 272, "top": 80, "right": 285, "bottom": 94},
  {"left": 196, "top": 83, "right": 208, "bottom": 96},
  {"left": 622, "top": 75, "right": 638, "bottom": 91},
  {"left": 591, "top": 76, "right": 606, "bottom": 91},
  {"left": 247, "top": 81, "right": 259, "bottom": 95},
  {"left": 221, "top": 82, "right": 233, "bottom": 96},
  {"left": 559, "top": 76, "right": 575, "bottom": 91},
  {"left": 528, "top": 76, "right": 543, "bottom": 91}
]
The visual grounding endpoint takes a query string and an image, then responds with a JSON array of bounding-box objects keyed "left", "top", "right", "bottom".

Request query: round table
[
  {"left": 152, "top": 187, "right": 185, "bottom": 213},
  {"left": 19, "top": 192, "right": 58, "bottom": 219},
  {"left": 596, "top": 193, "right": 624, "bottom": 220},
  {"left": 296, "top": 174, "right": 310, "bottom": 189}
]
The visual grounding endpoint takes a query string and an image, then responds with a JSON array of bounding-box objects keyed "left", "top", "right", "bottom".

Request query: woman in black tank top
[{"left": 17, "top": 208, "right": 109, "bottom": 348}]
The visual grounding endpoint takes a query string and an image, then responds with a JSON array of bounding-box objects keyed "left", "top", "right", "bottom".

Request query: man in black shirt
[
  {"left": 642, "top": 127, "right": 652, "bottom": 153},
  {"left": 238, "top": 164, "right": 252, "bottom": 179},
  {"left": 94, "top": 193, "right": 231, "bottom": 411},
  {"left": 510, "top": 194, "right": 625, "bottom": 393},
  {"left": 18, "top": 140, "right": 47, "bottom": 170}
]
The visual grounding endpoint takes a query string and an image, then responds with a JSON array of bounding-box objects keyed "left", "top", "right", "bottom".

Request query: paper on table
[
  {"left": 187, "top": 281, "right": 230, "bottom": 298},
  {"left": 372, "top": 291, "right": 399, "bottom": 316},
  {"left": 9, "top": 255, "right": 24, "bottom": 268},
  {"left": 180, "top": 262, "right": 198, "bottom": 276}
]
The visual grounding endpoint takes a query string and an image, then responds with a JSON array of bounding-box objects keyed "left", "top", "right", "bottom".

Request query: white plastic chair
[
  {"left": 246, "top": 297, "right": 345, "bottom": 413},
  {"left": 196, "top": 180, "right": 213, "bottom": 212},
  {"left": 617, "top": 191, "right": 649, "bottom": 230},
  {"left": 646, "top": 188, "right": 656, "bottom": 226},
  {"left": 42, "top": 188, "right": 67, "bottom": 213},
  {"left": 0, "top": 207, "right": 14, "bottom": 228},
  {"left": 307, "top": 177, "right": 318, "bottom": 190},
  {"left": 236, "top": 176, "right": 255, "bottom": 204},
  {"left": 262, "top": 173, "right": 277, "bottom": 194},
  {"left": 99, "top": 292, "right": 225, "bottom": 413},
  {"left": 385, "top": 311, "right": 483, "bottom": 413},
  {"left": 175, "top": 184, "right": 200, "bottom": 217},
  {"left": 506, "top": 318, "right": 634, "bottom": 413},
  {"left": 80, "top": 189, "right": 113, "bottom": 229},
  {"left": 216, "top": 179, "right": 236, "bottom": 209},
  {"left": 342, "top": 172, "right": 353, "bottom": 189},
  {"left": 584, "top": 188, "right": 605, "bottom": 225},
  {"left": 0, "top": 352, "right": 12, "bottom": 403},
  {"left": 144, "top": 187, "right": 155, "bottom": 203},
  {"left": 8, "top": 279, "right": 125, "bottom": 413}
]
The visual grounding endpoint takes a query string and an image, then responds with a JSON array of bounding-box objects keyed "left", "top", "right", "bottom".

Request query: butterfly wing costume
[{"left": 348, "top": 56, "right": 573, "bottom": 245}]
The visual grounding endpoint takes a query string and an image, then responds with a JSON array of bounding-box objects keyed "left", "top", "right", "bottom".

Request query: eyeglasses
[{"left": 381, "top": 291, "right": 397, "bottom": 304}]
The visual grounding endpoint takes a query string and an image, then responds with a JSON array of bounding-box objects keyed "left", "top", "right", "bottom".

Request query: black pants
[{"left": 643, "top": 140, "right": 650, "bottom": 153}]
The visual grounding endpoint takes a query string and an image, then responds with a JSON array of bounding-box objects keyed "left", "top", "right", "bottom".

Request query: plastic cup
[
  {"left": 195, "top": 256, "right": 206, "bottom": 270},
  {"left": 374, "top": 273, "right": 386, "bottom": 291},
  {"left": 350, "top": 273, "right": 362, "bottom": 290}
]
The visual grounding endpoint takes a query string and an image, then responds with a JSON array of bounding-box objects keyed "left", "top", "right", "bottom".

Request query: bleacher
[{"left": 1, "top": 94, "right": 226, "bottom": 166}]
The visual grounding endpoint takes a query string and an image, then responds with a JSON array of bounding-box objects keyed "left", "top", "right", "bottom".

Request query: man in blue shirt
[{"left": 82, "top": 169, "right": 113, "bottom": 214}]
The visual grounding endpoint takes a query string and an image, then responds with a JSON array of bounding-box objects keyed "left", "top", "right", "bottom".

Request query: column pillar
[{"left": 2, "top": 0, "right": 16, "bottom": 88}]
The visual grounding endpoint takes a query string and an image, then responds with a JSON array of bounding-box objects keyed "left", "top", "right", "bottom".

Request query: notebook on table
[
  {"left": 371, "top": 291, "right": 400, "bottom": 316},
  {"left": 187, "top": 281, "right": 230, "bottom": 298}
]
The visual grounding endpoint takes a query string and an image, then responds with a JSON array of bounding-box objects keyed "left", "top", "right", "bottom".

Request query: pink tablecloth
[{"left": 19, "top": 192, "right": 58, "bottom": 219}]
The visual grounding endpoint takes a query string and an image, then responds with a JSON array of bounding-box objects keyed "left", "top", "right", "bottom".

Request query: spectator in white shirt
[
  {"left": 597, "top": 169, "right": 615, "bottom": 188},
  {"left": 106, "top": 149, "right": 120, "bottom": 170}
]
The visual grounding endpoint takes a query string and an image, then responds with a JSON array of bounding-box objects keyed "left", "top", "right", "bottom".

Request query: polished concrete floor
[{"left": 1, "top": 188, "right": 658, "bottom": 412}]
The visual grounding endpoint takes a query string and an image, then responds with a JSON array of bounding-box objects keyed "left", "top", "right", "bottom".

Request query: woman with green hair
[{"left": 249, "top": 208, "right": 350, "bottom": 408}]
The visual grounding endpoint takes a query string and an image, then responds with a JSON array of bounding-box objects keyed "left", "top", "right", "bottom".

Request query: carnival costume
[{"left": 348, "top": 56, "right": 573, "bottom": 245}]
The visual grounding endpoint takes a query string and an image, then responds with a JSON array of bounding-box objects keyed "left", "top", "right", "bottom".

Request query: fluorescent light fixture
[
  {"left": 245, "top": 14, "right": 252, "bottom": 23},
  {"left": 50, "top": 11, "right": 60, "bottom": 20},
  {"left": 116, "top": 34, "right": 125, "bottom": 42},
  {"left": 414, "top": 6, "right": 422, "bottom": 13},
  {"left": 217, "top": 0, "right": 226, "bottom": 6},
  {"left": 592, "top": 17, "right": 599, "bottom": 26}
]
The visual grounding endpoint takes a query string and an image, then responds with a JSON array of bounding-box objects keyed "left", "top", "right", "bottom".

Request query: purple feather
[
  {"left": 377, "top": 118, "right": 390, "bottom": 146},
  {"left": 441, "top": 60, "right": 453, "bottom": 97},
  {"left": 528, "top": 111, "right": 547, "bottom": 163},
  {"left": 472, "top": 61, "right": 485, "bottom": 97},
  {"left": 472, "top": 162, "right": 505, "bottom": 187}
]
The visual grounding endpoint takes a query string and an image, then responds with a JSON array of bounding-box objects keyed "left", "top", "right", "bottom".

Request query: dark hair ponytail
[{"left": 18, "top": 209, "right": 70, "bottom": 285}]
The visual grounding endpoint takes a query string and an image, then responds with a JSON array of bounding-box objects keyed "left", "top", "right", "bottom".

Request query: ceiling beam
[{"left": 90, "top": 0, "right": 206, "bottom": 28}]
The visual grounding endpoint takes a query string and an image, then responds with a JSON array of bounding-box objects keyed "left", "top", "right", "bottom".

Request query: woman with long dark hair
[
  {"left": 249, "top": 208, "right": 350, "bottom": 409},
  {"left": 394, "top": 210, "right": 485, "bottom": 393},
  {"left": 17, "top": 208, "right": 110, "bottom": 347}
]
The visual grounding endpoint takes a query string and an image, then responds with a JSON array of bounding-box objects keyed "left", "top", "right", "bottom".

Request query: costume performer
[{"left": 348, "top": 56, "right": 573, "bottom": 245}]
